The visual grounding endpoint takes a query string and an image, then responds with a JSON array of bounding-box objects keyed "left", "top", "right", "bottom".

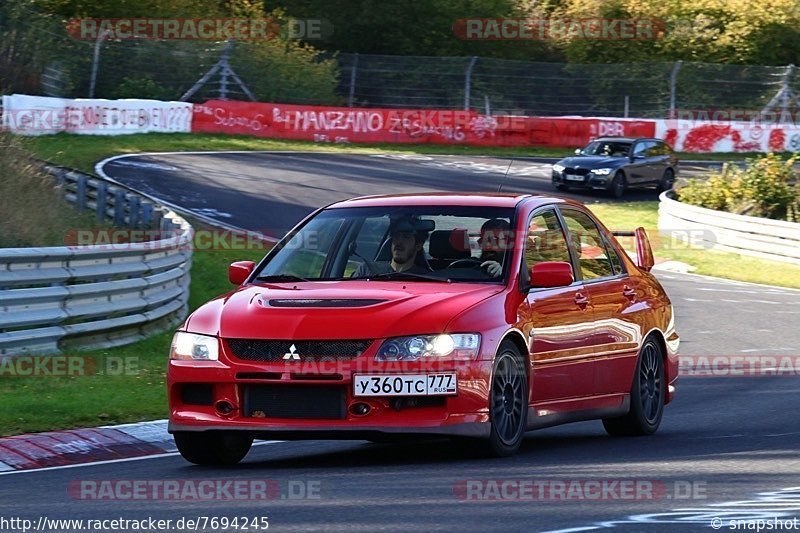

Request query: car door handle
[
  {"left": 574, "top": 293, "right": 590, "bottom": 307},
  {"left": 623, "top": 286, "right": 636, "bottom": 300}
]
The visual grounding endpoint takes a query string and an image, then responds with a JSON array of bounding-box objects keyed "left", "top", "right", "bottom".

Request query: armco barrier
[
  {"left": 0, "top": 166, "right": 193, "bottom": 355},
  {"left": 658, "top": 190, "right": 800, "bottom": 265}
]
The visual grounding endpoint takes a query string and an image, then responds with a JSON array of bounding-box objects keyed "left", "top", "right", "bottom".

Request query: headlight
[
  {"left": 170, "top": 332, "right": 219, "bottom": 361},
  {"left": 552, "top": 164, "right": 565, "bottom": 172},
  {"left": 375, "top": 334, "right": 480, "bottom": 361},
  {"left": 590, "top": 168, "right": 612, "bottom": 175}
]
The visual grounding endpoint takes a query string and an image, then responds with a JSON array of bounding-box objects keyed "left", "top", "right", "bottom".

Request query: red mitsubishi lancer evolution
[{"left": 167, "top": 193, "right": 679, "bottom": 464}]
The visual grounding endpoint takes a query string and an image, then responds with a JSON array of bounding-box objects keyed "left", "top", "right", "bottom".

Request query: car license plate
[
  {"left": 353, "top": 374, "right": 457, "bottom": 396},
  {"left": 564, "top": 174, "right": 584, "bottom": 181}
]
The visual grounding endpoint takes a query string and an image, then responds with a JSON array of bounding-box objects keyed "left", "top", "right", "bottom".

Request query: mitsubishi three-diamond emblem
[{"left": 282, "top": 344, "right": 300, "bottom": 361}]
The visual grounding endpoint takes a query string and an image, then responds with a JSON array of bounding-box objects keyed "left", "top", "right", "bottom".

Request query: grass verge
[{"left": 0, "top": 133, "right": 107, "bottom": 247}]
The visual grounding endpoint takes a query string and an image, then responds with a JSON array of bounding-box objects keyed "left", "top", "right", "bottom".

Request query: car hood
[
  {"left": 184, "top": 281, "right": 504, "bottom": 340},
  {"left": 556, "top": 156, "right": 625, "bottom": 168}
]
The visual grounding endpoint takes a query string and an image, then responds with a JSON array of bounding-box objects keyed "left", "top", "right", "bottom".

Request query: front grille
[
  {"left": 226, "top": 339, "right": 373, "bottom": 362},
  {"left": 242, "top": 384, "right": 346, "bottom": 419},
  {"left": 564, "top": 167, "right": 590, "bottom": 176}
]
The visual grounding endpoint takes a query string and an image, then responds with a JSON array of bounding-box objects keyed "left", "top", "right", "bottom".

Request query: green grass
[
  {"left": 592, "top": 202, "right": 800, "bottom": 289},
  {"left": 21, "top": 132, "right": 777, "bottom": 174}
]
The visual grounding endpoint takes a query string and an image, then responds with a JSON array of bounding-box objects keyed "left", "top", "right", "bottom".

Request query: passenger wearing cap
[
  {"left": 352, "top": 216, "right": 431, "bottom": 277},
  {"left": 478, "top": 218, "right": 512, "bottom": 278}
]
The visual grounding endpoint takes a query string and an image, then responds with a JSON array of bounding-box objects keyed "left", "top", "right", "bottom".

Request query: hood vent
[{"left": 266, "top": 298, "right": 386, "bottom": 308}]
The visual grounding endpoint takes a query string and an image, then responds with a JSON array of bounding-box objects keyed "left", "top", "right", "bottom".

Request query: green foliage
[
  {"left": 677, "top": 153, "right": 799, "bottom": 221},
  {"left": 556, "top": 0, "right": 800, "bottom": 65},
  {"left": 110, "top": 76, "right": 175, "bottom": 100}
]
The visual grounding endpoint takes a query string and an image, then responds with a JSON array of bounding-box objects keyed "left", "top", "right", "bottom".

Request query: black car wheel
[
  {"left": 602, "top": 337, "right": 665, "bottom": 437},
  {"left": 610, "top": 171, "right": 626, "bottom": 199},
  {"left": 656, "top": 168, "right": 675, "bottom": 193},
  {"left": 554, "top": 182, "right": 569, "bottom": 191},
  {"left": 174, "top": 431, "right": 253, "bottom": 465},
  {"left": 486, "top": 341, "right": 528, "bottom": 456}
]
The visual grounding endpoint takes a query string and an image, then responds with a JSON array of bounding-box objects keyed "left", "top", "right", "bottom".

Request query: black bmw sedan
[{"left": 551, "top": 137, "right": 678, "bottom": 198}]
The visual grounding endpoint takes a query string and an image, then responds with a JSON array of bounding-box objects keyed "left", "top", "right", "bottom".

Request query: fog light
[
  {"left": 350, "top": 403, "right": 371, "bottom": 416},
  {"left": 215, "top": 400, "right": 235, "bottom": 416}
]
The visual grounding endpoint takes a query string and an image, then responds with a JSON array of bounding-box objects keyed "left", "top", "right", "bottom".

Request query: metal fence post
[
  {"left": 88, "top": 30, "right": 108, "bottom": 98},
  {"left": 464, "top": 56, "right": 478, "bottom": 111},
  {"left": 76, "top": 175, "right": 87, "bottom": 209},
  {"left": 141, "top": 203, "right": 154, "bottom": 228},
  {"left": 668, "top": 60, "right": 683, "bottom": 118},
  {"left": 348, "top": 53, "right": 359, "bottom": 107},
  {"left": 114, "top": 189, "right": 126, "bottom": 226},
  {"left": 96, "top": 182, "right": 107, "bottom": 221},
  {"left": 128, "top": 196, "right": 141, "bottom": 228}
]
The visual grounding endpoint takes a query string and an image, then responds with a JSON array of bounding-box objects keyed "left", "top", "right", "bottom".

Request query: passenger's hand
[{"left": 481, "top": 260, "right": 502, "bottom": 277}]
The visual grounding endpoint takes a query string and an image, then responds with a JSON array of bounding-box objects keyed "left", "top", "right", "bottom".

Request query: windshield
[
  {"left": 580, "top": 140, "right": 632, "bottom": 157},
  {"left": 254, "top": 205, "right": 516, "bottom": 283}
]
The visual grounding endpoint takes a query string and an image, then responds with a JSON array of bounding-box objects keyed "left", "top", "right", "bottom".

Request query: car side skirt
[{"left": 526, "top": 395, "right": 630, "bottom": 430}]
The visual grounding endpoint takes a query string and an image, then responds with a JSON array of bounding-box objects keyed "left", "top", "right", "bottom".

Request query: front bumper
[
  {"left": 168, "top": 354, "right": 493, "bottom": 437},
  {"left": 552, "top": 170, "right": 612, "bottom": 190}
]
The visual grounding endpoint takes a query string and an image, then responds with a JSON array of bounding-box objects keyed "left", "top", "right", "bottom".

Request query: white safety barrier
[
  {"left": 1, "top": 94, "right": 192, "bottom": 135},
  {"left": 658, "top": 190, "right": 800, "bottom": 265}
]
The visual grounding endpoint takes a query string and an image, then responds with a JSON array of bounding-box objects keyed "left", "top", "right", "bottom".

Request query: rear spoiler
[{"left": 611, "top": 227, "right": 654, "bottom": 272}]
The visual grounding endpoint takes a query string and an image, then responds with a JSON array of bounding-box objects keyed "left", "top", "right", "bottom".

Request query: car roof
[
  {"left": 328, "top": 192, "right": 569, "bottom": 210},
  {"left": 592, "top": 136, "right": 663, "bottom": 143}
]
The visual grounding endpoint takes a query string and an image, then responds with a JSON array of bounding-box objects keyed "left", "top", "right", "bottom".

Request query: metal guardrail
[
  {"left": 658, "top": 190, "right": 800, "bottom": 265},
  {"left": 0, "top": 165, "right": 193, "bottom": 355}
]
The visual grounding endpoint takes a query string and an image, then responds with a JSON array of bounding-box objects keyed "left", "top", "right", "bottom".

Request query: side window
[
  {"left": 604, "top": 236, "right": 625, "bottom": 275},
  {"left": 632, "top": 141, "right": 650, "bottom": 157},
  {"left": 647, "top": 141, "right": 666, "bottom": 156},
  {"left": 559, "top": 209, "right": 614, "bottom": 281},
  {"left": 524, "top": 209, "right": 571, "bottom": 268}
]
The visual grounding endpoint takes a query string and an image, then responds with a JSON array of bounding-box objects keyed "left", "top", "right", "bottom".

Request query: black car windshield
[
  {"left": 580, "top": 140, "right": 632, "bottom": 157},
  {"left": 254, "top": 205, "right": 516, "bottom": 283}
]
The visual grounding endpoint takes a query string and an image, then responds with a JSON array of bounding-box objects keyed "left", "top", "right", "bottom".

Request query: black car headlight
[
  {"left": 590, "top": 168, "right": 613, "bottom": 175},
  {"left": 375, "top": 334, "right": 481, "bottom": 361}
]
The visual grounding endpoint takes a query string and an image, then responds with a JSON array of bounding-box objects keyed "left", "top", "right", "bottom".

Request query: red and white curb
[{"left": 0, "top": 420, "right": 173, "bottom": 472}]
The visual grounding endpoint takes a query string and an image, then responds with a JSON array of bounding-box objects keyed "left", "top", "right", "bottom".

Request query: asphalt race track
[
  {"left": 98, "top": 152, "right": 716, "bottom": 236},
  {"left": 3, "top": 152, "right": 797, "bottom": 532}
]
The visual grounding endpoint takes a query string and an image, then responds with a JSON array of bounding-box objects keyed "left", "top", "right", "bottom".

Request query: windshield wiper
[
  {"left": 355, "top": 271, "right": 449, "bottom": 282},
  {"left": 255, "top": 274, "right": 312, "bottom": 283}
]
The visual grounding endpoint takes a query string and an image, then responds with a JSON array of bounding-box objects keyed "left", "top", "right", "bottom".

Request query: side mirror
[
  {"left": 574, "top": 148, "right": 582, "bottom": 155},
  {"left": 229, "top": 261, "right": 255, "bottom": 285},
  {"left": 634, "top": 227, "right": 654, "bottom": 272},
  {"left": 530, "top": 261, "right": 574, "bottom": 288}
]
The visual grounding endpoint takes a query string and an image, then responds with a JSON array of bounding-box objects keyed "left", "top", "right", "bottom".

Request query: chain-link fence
[{"left": 3, "top": 4, "right": 799, "bottom": 118}]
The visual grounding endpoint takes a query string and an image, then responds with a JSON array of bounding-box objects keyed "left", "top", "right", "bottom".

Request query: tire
[
  {"left": 602, "top": 337, "right": 665, "bottom": 437},
  {"left": 485, "top": 341, "right": 529, "bottom": 457},
  {"left": 554, "top": 183, "right": 569, "bottom": 192},
  {"left": 174, "top": 431, "right": 253, "bottom": 466},
  {"left": 656, "top": 168, "right": 675, "bottom": 193},
  {"left": 610, "top": 171, "right": 626, "bottom": 199}
]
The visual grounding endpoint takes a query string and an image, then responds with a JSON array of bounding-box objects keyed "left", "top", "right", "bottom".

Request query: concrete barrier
[{"left": 658, "top": 190, "right": 800, "bottom": 265}]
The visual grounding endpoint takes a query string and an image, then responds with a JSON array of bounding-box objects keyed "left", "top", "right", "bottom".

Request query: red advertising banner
[{"left": 192, "top": 100, "right": 656, "bottom": 148}]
